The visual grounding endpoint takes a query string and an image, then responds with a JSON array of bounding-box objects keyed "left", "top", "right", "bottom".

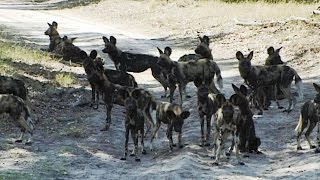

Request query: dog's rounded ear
[
  {"left": 131, "top": 89, "right": 142, "bottom": 99},
  {"left": 236, "top": 51, "right": 244, "bottom": 61},
  {"left": 216, "top": 93, "right": 226, "bottom": 107},
  {"left": 232, "top": 84, "right": 240, "bottom": 94},
  {"left": 229, "top": 94, "right": 241, "bottom": 106},
  {"left": 180, "top": 111, "right": 190, "bottom": 119},
  {"left": 52, "top": 21, "right": 58, "bottom": 27},
  {"left": 89, "top": 50, "right": 98, "bottom": 59},
  {"left": 240, "top": 85, "right": 248, "bottom": 96},
  {"left": 198, "top": 35, "right": 203, "bottom": 42},
  {"left": 102, "top": 36, "right": 109, "bottom": 43},
  {"left": 276, "top": 47, "right": 282, "bottom": 54},
  {"left": 313, "top": 83, "right": 320, "bottom": 93},
  {"left": 110, "top": 36, "right": 117, "bottom": 45},
  {"left": 202, "top": 35, "right": 210, "bottom": 46},
  {"left": 247, "top": 51, "right": 254, "bottom": 61},
  {"left": 164, "top": 47, "right": 172, "bottom": 56},
  {"left": 267, "top": 46, "right": 274, "bottom": 55},
  {"left": 79, "top": 50, "right": 88, "bottom": 59},
  {"left": 166, "top": 110, "right": 176, "bottom": 120},
  {"left": 70, "top": 37, "right": 77, "bottom": 43},
  {"left": 157, "top": 47, "right": 163, "bottom": 55}
]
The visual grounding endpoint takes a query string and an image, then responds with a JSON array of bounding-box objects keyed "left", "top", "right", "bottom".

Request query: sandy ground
[{"left": 0, "top": 0, "right": 320, "bottom": 179}]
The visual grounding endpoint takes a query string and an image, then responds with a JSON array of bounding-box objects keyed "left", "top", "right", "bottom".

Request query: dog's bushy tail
[
  {"left": 20, "top": 100, "right": 34, "bottom": 134},
  {"left": 295, "top": 114, "right": 304, "bottom": 133},
  {"left": 215, "top": 65, "right": 223, "bottom": 90},
  {"left": 293, "top": 69, "right": 304, "bottom": 100}
]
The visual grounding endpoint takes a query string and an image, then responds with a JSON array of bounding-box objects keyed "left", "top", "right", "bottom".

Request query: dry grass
[{"left": 54, "top": 72, "right": 77, "bottom": 87}]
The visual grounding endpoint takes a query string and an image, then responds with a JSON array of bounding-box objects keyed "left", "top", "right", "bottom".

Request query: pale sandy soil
[{"left": 0, "top": 0, "right": 320, "bottom": 179}]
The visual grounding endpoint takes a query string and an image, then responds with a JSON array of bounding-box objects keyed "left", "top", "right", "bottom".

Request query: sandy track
[{"left": 0, "top": 1, "right": 319, "bottom": 179}]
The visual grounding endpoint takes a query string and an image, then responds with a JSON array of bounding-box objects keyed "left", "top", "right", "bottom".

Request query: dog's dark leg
[
  {"left": 25, "top": 132, "right": 33, "bottom": 146},
  {"left": 15, "top": 130, "right": 24, "bottom": 143},
  {"left": 200, "top": 115, "right": 205, "bottom": 146},
  {"left": 235, "top": 134, "right": 245, "bottom": 165},
  {"left": 169, "top": 84, "right": 176, "bottom": 103},
  {"left": 205, "top": 115, "right": 211, "bottom": 146},
  {"left": 213, "top": 132, "right": 223, "bottom": 166},
  {"left": 101, "top": 102, "right": 113, "bottom": 131},
  {"left": 141, "top": 129, "right": 146, "bottom": 155},
  {"left": 178, "top": 84, "right": 184, "bottom": 105},
  {"left": 178, "top": 131, "right": 183, "bottom": 148},
  {"left": 143, "top": 105, "right": 154, "bottom": 137},
  {"left": 90, "top": 84, "right": 97, "bottom": 109},
  {"left": 120, "top": 126, "right": 130, "bottom": 160},
  {"left": 281, "top": 87, "right": 293, "bottom": 113},
  {"left": 275, "top": 85, "right": 284, "bottom": 109},
  {"left": 166, "top": 124, "right": 174, "bottom": 151},
  {"left": 150, "top": 122, "right": 161, "bottom": 151},
  {"left": 305, "top": 121, "right": 317, "bottom": 149},
  {"left": 162, "top": 86, "right": 168, "bottom": 99},
  {"left": 130, "top": 130, "right": 140, "bottom": 162},
  {"left": 317, "top": 121, "right": 320, "bottom": 149},
  {"left": 315, "top": 122, "right": 320, "bottom": 153}
]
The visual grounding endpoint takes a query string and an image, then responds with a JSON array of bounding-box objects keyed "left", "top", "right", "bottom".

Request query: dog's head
[
  {"left": 313, "top": 83, "right": 320, "bottom": 103},
  {"left": 160, "top": 103, "right": 190, "bottom": 133},
  {"left": 266, "top": 46, "right": 283, "bottom": 65},
  {"left": 231, "top": 84, "right": 254, "bottom": 118},
  {"left": 44, "top": 21, "right": 58, "bottom": 36},
  {"left": 102, "top": 36, "right": 117, "bottom": 54},
  {"left": 157, "top": 47, "right": 174, "bottom": 71},
  {"left": 236, "top": 51, "right": 254, "bottom": 75},
  {"left": 195, "top": 35, "right": 212, "bottom": 59}
]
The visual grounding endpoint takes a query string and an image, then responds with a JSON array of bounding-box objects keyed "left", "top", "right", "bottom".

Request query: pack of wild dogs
[{"left": 1, "top": 21, "right": 319, "bottom": 165}]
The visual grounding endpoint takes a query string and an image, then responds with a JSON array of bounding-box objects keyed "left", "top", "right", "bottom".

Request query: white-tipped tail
[
  {"left": 217, "top": 77, "right": 223, "bottom": 90},
  {"left": 295, "top": 80, "right": 304, "bottom": 101},
  {"left": 295, "top": 114, "right": 303, "bottom": 132}
]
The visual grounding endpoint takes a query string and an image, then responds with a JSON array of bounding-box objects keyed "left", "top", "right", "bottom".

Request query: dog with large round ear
[
  {"left": 239, "top": 85, "right": 248, "bottom": 96},
  {"left": 110, "top": 36, "right": 117, "bottom": 46},
  {"left": 229, "top": 93, "right": 242, "bottom": 106},
  {"left": 157, "top": 47, "right": 173, "bottom": 69}
]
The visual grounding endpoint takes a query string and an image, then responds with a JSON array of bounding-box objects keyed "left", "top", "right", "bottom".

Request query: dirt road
[{"left": 0, "top": 1, "right": 319, "bottom": 179}]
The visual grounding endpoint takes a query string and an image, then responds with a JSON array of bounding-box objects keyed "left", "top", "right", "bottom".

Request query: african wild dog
[
  {"left": 231, "top": 84, "right": 261, "bottom": 154},
  {"left": 295, "top": 83, "right": 320, "bottom": 153},
  {"left": 157, "top": 47, "right": 223, "bottom": 105},
  {"left": 44, "top": 21, "right": 61, "bottom": 52},
  {"left": 58, "top": 36, "right": 83, "bottom": 64},
  {"left": 236, "top": 51, "right": 303, "bottom": 112},
  {"left": 82, "top": 50, "right": 115, "bottom": 131},
  {"left": 44, "top": 22, "right": 82, "bottom": 63},
  {"left": 194, "top": 77, "right": 225, "bottom": 146},
  {"left": 90, "top": 50, "right": 138, "bottom": 88},
  {"left": 265, "top": 46, "right": 284, "bottom": 66},
  {"left": 0, "top": 94, "right": 34, "bottom": 145},
  {"left": 83, "top": 50, "right": 103, "bottom": 109},
  {"left": 0, "top": 75, "right": 28, "bottom": 101},
  {"left": 212, "top": 94, "right": 244, "bottom": 166},
  {"left": 102, "top": 36, "right": 169, "bottom": 98},
  {"left": 150, "top": 102, "right": 190, "bottom": 151},
  {"left": 120, "top": 88, "right": 147, "bottom": 162},
  {"left": 178, "top": 35, "right": 213, "bottom": 62},
  {"left": 113, "top": 86, "right": 157, "bottom": 137}
]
